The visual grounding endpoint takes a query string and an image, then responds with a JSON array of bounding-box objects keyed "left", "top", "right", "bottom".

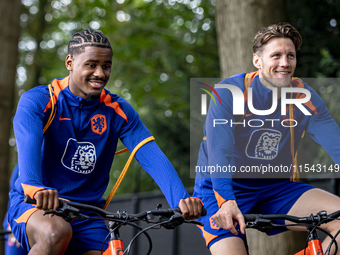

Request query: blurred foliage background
[
  {"left": 11, "top": 0, "right": 220, "bottom": 196},
  {"left": 287, "top": 0, "right": 340, "bottom": 168},
  {"left": 7, "top": 0, "right": 340, "bottom": 197}
]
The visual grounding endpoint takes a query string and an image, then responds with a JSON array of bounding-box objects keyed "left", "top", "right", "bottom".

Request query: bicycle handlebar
[
  {"left": 244, "top": 209, "right": 340, "bottom": 225},
  {"left": 24, "top": 195, "right": 206, "bottom": 255},
  {"left": 244, "top": 210, "right": 340, "bottom": 255},
  {"left": 24, "top": 195, "right": 206, "bottom": 224}
]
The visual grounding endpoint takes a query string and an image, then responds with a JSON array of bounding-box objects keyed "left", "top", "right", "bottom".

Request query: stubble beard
[
  {"left": 261, "top": 73, "right": 292, "bottom": 90},
  {"left": 86, "top": 92, "right": 101, "bottom": 100}
]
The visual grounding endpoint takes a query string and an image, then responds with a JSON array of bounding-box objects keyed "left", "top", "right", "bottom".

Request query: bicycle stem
[
  {"left": 108, "top": 221, "right": 122, "bottom": 241},
  {"left": 105, "top": 221, "right": 124, "bottom": 255}
]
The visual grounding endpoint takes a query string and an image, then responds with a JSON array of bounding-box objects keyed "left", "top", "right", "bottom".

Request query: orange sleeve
[
  {"left": 190, "top": 197, "right": 204, "bottom": 206},
  {"left": 213, "top": 190, "right": 227, "bottom": 208},
  {"left": 21, "top": 183, "right": 45, "bottom": 199}
]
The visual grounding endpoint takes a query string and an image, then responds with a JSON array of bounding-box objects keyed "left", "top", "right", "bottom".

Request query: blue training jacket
[
  {"left": 12, "top": 76, "right": 189, "bottom": 208},
  {"left": 194, "top": 72, "right": 340, "bottom": 207}
]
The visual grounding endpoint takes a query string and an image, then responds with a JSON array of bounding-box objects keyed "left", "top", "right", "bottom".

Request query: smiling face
[
  {"left": 253, "top": 37, "right": 297, "bottom": 90},
  {"left": 66, "top": 46, "right": 113, "bottom": 100}
]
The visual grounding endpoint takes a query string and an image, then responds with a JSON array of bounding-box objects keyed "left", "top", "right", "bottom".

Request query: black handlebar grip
[
  {"left": 243, "top": 214, "right": 257, "bottom": 222},
  {"left": 176, "top": 207, "right": 207, "bottom": 216},
  {"left": 24, "top": 195, "right": 37, "bottom": 205}
]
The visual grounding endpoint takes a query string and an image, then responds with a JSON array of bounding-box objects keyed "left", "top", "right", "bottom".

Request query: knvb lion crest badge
[
  {"left": 245, "top": 129, "right": 282, "bottom": 160},
  {"left": 91, "top": 114, "right": 107, "bottom": 135},
  {"left": 62, "top": 138, "right": 96, "bottom": 174}
]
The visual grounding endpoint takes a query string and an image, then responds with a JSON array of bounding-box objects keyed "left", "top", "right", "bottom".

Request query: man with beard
[{"left": 194, "top": 23, "right": 340, "bottom": 254}]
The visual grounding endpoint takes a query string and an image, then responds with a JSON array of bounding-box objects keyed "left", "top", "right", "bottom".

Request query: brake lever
[
  {"left": 42, "top": 209, "right": 76, "bottom": 222},
  {"left": 43, "top": 210, "right": 60, "bottom": 216},
  {"left": 246, "top": 218, "right": 273, "bottom": 233},
  {"left": 43, "top": 200, "right": 86, "bottom": 222},
  {"left": 161, "top": 212, "right": 185, "bottom": 229},
  {"left": 24, "top": 195, "right": 90, "bottom": 222}
]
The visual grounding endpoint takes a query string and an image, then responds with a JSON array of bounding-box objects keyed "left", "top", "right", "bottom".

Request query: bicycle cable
[
  {"left": 324, "top": 218, "right": 340, "bottom": 255},
  {"left": 316, "top": 218, "right": 339, "bottom": 255},
  {"left": 302, "top": 220, "right": 337, "bottom": 255},
  {"left": 269, "top": 223, "right": 336, "bottom": 255},
  {"left": 278, "top": 215, "right": 338, "bottom": 255},
  {"left": 100, "top": 221, "right": 153, "bottom": 255},
  {"left": 122, "top": 218, "right": 174, "bottom": 255},
  {"left": 246, "top": 215, "right": 338, "bottom": 255},
  {"left": 100, "top": 221, "right": 127, "bottom": 255},
  {"left": 70, "top": 212, "right": 154, "bottom": 255}
]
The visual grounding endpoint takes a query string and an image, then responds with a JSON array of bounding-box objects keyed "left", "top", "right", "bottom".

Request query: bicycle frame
[
  {"left": 294, "top": 229, "right": 324, "bottom": 255},
  {"left": 103, "top": 221, "right": 124, "bottom": 255},
  {"left": 295, "top": 240, "right": 323, "bottom": 255},
  {"left": 244, "top": 211, "right": 340, "bottom": 255},
  {"left": 104, "top": 240, "right": 124, "bottom": 255}
]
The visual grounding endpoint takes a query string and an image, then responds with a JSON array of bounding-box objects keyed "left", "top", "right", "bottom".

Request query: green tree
[
  {"left": 13, "top": 0, "right": 219, "bottom": 197},
  {"left": 0, "top": 1, "right": 22, "bottom": 254}
]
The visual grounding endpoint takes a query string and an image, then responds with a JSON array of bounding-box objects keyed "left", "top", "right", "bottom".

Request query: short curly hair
[
  {"left": 68, "top": 28, "right": 112, "bottom": 56},
  {"left": 253, "top": 23, "right": 302, "bottom": 54}
]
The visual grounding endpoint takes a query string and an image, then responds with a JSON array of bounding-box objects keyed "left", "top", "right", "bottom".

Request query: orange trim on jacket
[
  {"left": 43, "top": 77, "right": 69, "bottom": 113},
  {"left": 21, "top": 183, "right": 44, "bottom": 200},
  {"left": 14, "top": 208, "right": 39, "bottom": 224},
  {"left": 100, "top": 90, "right": 128, "bottom": 122},
  {"left": 197, "top": 225, "right": 219, "bottom": 247},
  {"left": 213, "top": 190, "right": 227, "bottom": 208},
  {"left": 243, "top": 71, "right": 259, "bottom": 102}
]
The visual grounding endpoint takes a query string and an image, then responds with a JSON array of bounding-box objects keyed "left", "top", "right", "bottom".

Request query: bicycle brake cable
[
  {"left": 303, "top": 220, "right": 337, "bottom": 255},
  {"left": 315, "top": 217, "right": 339, "bottom": 255},
  {"left": 101, "top": 220, "right": 153, "bottom": 255},
  {"left": 324, "top": 225, "right": 340, "bottom": 255},
  {"left": 122, "top": 219, "right": 173, "bottom": 255}
]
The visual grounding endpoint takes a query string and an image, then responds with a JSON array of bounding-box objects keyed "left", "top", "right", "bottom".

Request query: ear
[
  {"left": 253, "top": 53, "right": 262, "bottom": 70},
  {"left": 65, "top": 54, "right": 73, "bottom": 71}
]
